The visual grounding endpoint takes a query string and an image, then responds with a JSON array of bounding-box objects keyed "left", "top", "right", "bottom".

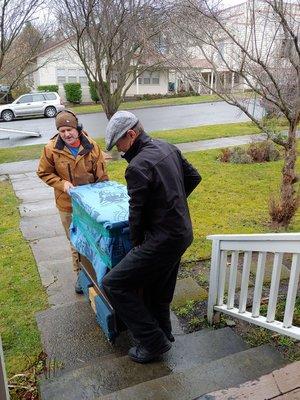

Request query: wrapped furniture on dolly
[{"left": 70, "top": 181, "right": 132, "bottom": 343}]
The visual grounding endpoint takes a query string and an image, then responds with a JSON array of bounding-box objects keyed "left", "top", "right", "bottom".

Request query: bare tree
[
  {"left": 168, "top": 0, "right": 299, "bottom": 227},
  {"left": 0, "top": 0, "right": 49, "bottom": 100},
  {"left": 54, "top": 0, "right": 166, "bottom": 119}
]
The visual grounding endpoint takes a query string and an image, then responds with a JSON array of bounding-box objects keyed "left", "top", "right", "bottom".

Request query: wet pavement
[{"left": 0, "top": 101, "right": 263, "bottom": 148}]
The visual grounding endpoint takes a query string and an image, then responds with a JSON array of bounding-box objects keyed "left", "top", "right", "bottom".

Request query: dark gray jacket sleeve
[
  {"left": 181, "top": 154, "right": 201, "bottom": 197},
  {"left": 125, "top": 165, "right": 150, "bottom": 247}
]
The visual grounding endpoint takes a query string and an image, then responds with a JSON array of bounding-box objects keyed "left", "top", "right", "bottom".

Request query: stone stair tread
[
  {"left": 98, "top": 345, "right": 286, "bottom": 400},
  {"left": 39, "top": 327, "right": 249, "bottom": 400},
  {"left": 36, "top": 301, "right": 131, "bottom": 370}
]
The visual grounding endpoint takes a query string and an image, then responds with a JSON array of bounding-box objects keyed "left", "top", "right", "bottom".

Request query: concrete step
[
  {"left": 39, "top": 327, "right": 249, "bottom": 400},
  {"left": 36, "top": 300, "right": 131, "bottom": 371},
  {"left": 98, "top": 345, "right": 286, "bottom": 400},
  {"left": 20, "top": 213, "right": 64, "bottom": 240}
]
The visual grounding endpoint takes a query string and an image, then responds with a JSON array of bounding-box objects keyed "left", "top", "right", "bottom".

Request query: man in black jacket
[{"left": 103, "top": 111, "right": 201, "bottom": 363}]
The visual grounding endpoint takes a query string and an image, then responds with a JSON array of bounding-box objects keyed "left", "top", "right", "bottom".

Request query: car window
[
  {"left": 18, "top": 95, "right": 33, "bottom": 103},
  {"left": 44, "top": 93, "right": 57, "bottom": 100},
  {"left": 32, "top": 94, "right": 46, "bottom": 102}
]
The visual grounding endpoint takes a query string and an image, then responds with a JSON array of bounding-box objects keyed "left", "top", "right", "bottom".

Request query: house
[
  {"left": 34, "top": 39, "right": 170, "bottom": 103},
  {"left": 175, "top": 0, "right": 299, "bottom": 94}
]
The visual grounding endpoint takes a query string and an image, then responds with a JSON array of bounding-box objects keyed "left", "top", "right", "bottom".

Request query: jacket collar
[
  {"left": 54, "top": 133, "right": 94, "bottom": 155},
  {"left": 123, "top": 132, "right": 151, "bottom": 163}
]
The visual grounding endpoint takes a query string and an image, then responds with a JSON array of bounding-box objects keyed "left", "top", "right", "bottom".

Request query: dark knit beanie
[{"left": 55, "top": 111, "right": 78, "bottom": 129}]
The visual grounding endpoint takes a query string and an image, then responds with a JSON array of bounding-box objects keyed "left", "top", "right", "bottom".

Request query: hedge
[
  {"left": 63, "top": 83, "right": 82, "bottom": 103},
  {"left": 88, "top": 81, "right": 100, "bottom": 103},
  {"left": 37, "top": 85, "right": 59, "bottom": 93}
]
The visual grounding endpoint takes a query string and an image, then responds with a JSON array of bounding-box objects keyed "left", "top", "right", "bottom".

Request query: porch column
[
  {"left": 231, "top": 72, "right": 235, "bottom": 92},
  {"left": 136, "top": 70, "right": 139, "bottom": 95},
  {"left": 174, "top": 72, "right": 178, "bottom": 93},
  {"left": 210, "top": 71, "right": 214, "bottom": 95}
]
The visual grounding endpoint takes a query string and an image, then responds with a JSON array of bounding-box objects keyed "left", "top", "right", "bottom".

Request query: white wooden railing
[
  {"left": 207, "top": 233, "right": 300, "bottom": 340},
  {"left": 0, "top": 336, "right": 10, "bottom": 400}
]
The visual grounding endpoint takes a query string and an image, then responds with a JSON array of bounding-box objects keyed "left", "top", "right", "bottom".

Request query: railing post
[
  {"left": 207, "top": 238, "right": 221, "bottom": 324},
  {"left": 0, "top": 336, "right": 10, "bottom": 400}
]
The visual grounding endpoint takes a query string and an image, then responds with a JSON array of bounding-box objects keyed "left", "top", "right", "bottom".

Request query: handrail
[
  {"left": 0, "top": 336, "right": 10, "bottom": 400},
  {"left": 207, "top": 233, "right": 300, "bottom": 340}
]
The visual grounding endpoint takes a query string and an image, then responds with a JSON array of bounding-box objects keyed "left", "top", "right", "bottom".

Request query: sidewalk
[{"left": 0, "top": 133, "right": 267, "bottom": 177}]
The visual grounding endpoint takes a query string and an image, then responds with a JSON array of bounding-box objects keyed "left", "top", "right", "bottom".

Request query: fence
[
  {"left": 207, "top": 233, "right": 300, "bottom": 340},
  {"left": 0, "top": 336, "right": 10, "bottom": 400}
]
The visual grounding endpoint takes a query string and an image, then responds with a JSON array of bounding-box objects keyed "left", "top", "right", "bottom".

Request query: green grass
[
  {"left": 0, "top": 122, "right": 262, "bottom": 164},
  {"left": 0, "top": 180, "right": 48, "bottom": 375},
  {"left": 1, "top": 137, "right": 299, "bottom": 377},
  {"left": 107, "top": 143, "right": 300, "bottom": 261},
  {"left": 70, "top": 94, "right": 221, "bottom": 115},
  {"left": 151, "top": 121, "right": 261, "bottom": 144}
]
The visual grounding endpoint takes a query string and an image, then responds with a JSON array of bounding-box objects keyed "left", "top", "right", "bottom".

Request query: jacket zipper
[{"left": 67, "top": 163, "right": 74, "bottom": 184}]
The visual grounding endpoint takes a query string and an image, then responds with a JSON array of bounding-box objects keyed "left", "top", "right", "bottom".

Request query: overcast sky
[{"left": 222, "top": 0, "right": 245, "bottom": 6}]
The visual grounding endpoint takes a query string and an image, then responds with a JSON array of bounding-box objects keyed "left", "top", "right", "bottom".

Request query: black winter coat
[{"left": 123, "top": 133, "right": 201, "bottom": 249}]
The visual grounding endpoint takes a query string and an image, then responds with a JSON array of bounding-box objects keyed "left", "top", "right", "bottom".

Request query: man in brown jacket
[{"left": 37, "top": 110, "right": 108, "bottom": 293}]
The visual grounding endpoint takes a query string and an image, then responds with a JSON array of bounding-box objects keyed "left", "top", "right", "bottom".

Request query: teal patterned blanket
[{"left": 70, "top": 181, "right": 132, "bottom": 285}]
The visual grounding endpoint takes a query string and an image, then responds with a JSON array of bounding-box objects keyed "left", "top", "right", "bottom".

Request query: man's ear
[{"left": 127, "top": 129, "right": 137, "bottom": 139}]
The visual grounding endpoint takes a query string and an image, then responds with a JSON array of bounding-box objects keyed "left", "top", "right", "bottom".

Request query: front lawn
[
  {"left": 70, "top": 94, "right": 221, "bottom": 115},
  {"left": 107, "top": 144, "right": 300, "bottom": 261},
  {"left": 0, "top": 142, "right": 299, "bottom": 379},
  {"left": 0, "top": 122, "right": 262, "bottom": 164},
  {"left": 151, "top": 121, "right": 261, "bottom": 144},
  {"left": 0, "top": 180, "right": 48, "bottom": 376}
]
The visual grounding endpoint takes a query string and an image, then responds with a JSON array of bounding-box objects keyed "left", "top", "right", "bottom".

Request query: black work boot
[
  {"left": 128, "top": 340, "right": 172, "bottom": 363},
  {"left": 165, "top": 332, "right": 175, "bottom": 342}
]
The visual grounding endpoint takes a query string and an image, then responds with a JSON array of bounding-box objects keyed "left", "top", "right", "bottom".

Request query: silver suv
[{"left": 0, "top": 92, "right": 65, "bottom": 121}]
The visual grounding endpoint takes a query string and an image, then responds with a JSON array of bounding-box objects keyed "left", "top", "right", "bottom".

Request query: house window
[
  {"left": 57, "top": 68, "right": 66, "bottom": 84},
  {"left": 57, "top": 68, "right": 88, "bottom": 85},
  {"left": 79, "top": 69, "right": 88, "bottom": 84},
  {"left": 138, "top": 71, "right": 159, "bottom": 85},
  {"left": 152, "top": 72, "right": 160, "bottom": 85},
  {"left": 143, "top": 72, "right": 151, "bottom": 85},
  {"left": 68, "top": 69, "right": 77, "bottom": 83}
]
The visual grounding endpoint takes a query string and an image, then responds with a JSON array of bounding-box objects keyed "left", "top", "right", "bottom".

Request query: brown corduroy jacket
[{"left": 37, "top": 132, "right": 109, "bottom": 212}]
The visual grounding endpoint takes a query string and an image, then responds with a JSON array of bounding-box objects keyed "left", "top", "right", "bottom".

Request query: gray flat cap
[{"left": 105, "top": 111, "right": 139, "bottom": 151}]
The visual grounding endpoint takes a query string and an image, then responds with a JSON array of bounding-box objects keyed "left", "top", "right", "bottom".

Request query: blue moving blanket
[{"left": 70, "top": 181, "right": 132, "bottom": 286}]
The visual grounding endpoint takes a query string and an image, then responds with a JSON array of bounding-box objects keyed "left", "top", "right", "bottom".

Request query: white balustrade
[
  {"left": 207, "top": 233, "right": 300, "bottom": 340},
  {"left": 0, "top": 336, "right": 10, "bottom": 400}
]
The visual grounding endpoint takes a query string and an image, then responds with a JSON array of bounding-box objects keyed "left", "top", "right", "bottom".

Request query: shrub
[
  {"left": 230, "top": 149, "right": 253, "bottom": 164},
  {"left": 248, "top": 140, "right": 280, "bottom": 162},
  {"left": 218, "top": 148, "right": 232, "bottom": 163},
  {"left": 63, "top": 83, "right": 82, "bottom": 103},
  {"left": 37, "top": 85, "right": 59, "bottom": 93},
  {"left": 88, "top": 81, "right": 100, "bottom": 103},
  {"left": 218, "top": 140, "right": 281, "bottom": 164},
  {"left": 132, "top": 91, "right": 200, "bottom": 102}
]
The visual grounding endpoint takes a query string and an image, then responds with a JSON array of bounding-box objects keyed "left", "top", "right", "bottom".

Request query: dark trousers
[{"left": 102, "top": 240, "right": 185, "bottom": 350}]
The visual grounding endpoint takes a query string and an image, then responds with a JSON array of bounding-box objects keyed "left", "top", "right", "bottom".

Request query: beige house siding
[{"left": 35, "top": 42, "right": 169, "bottom": 102}]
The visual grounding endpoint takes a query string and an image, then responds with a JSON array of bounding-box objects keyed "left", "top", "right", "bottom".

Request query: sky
[{"left": 222, "top": 0, "right": 245, "bottom": 6}]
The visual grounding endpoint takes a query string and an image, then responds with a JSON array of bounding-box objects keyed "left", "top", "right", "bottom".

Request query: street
[{"left": 0, "top": 101, "right": 263, "bottom": 148}]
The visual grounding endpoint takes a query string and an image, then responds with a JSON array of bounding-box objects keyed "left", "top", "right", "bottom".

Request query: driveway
[{"left": 0, "top": 101, "right": 263, "bottom": 148}]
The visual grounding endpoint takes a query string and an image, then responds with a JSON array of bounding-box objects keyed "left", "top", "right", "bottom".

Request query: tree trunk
[{"left": 271, "top": 122, "right": 299, "bottom": 227}]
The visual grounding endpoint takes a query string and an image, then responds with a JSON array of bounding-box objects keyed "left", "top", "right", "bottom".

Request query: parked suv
[{"left": 0, "top": 92, "right": 65, "bottom": 121}]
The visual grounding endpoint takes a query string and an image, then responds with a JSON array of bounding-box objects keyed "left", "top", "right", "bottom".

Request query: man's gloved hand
[{"left": 63, "top": 181, "right": 74, "bottom": 194}]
